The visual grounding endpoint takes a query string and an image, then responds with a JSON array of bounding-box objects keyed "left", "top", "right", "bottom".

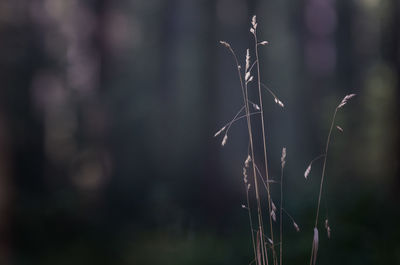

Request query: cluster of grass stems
[{"left": 215, "top": 16, "right": 355, "bottom": 265}]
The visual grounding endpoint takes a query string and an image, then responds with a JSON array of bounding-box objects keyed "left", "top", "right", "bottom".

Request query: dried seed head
[
  {"left": 245, "top": 49, "right": 250, "bottom": 72},
  {"left": 247, "top": 76, "right": 254, "bottom": 83},
  {"left": 245, "top": 72, "right": 251, "bottom": 81},
  {"left": 336, "top": 125, "right": 343, "bottom": 132},
  {"left": 219, "top": 40, "right": 231, "bottom": 48},
  {"left": 241, "top": 204, "right": 247, "bottom": 209},
  {"left": 271, "top": 201, "right": 277, "bottom": 212},
  {"left": 270, "top": 210, "right": 276, "bottom": 222},
  {"left": 243, "top": 167, "right": 248, "bottom": 183},
  {"left": 214, "top": 126, "right": 226, "bottom": 137},
  {"left": 274, "top": 97, "right": 284, "bottom": 108},
  {"left": 251, "top": 15, "right": 257, "bottom": 29},
  {"left": 250, "top": 28, "right": 255, "bottom": 34},
  {"left": 281, "top": 147, "right": 287, "bottom": 168},
  {"left": 338, "top": 93, "right": 356, "bottom": 109},
  {"left": 259, "top": 41, "right": 269, "bottom": 45},
  {"left": 325, "top": 219, "right": 331, "bottom": 239},
  {"left": 245, "top": 155, "right": 251, "bottom": 168},
  {"left": 293, "top": 221, "right": 300, "bottom": 232},
  {"left": 247, "top": 183, "right": 251, "bottom": 190},
  {"left": 344, "top": 93, "right": 356, "bottom": 100},
  {"left": 304, "top": 164, "right": 311, "bottom": 179},
  {"left": 221, "top": 135, "right": 228, "bottom": 146},
  {"left": 252, "top": 103, "right": 260, "bottom": 111}
]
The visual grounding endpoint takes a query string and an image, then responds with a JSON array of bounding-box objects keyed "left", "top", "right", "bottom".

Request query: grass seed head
[
  {"left": 214, "top": 126, "right": 226, "bottom": 137},
  {"left": 221, "top": 135, "right": 228, "bottom": 146},
  {"left": 304, "top": 164, "right": 312, "bottom": 179},
  {"left": 245, "top": 49, "right": 250, "bottom": 72},
  {"left": 281, "top": 147, "right": 287, "bottom": 168},
  {"left": 271, "top": 210, "right": 276, "bottom": 222},
  {"left": 325, "top": 219, "right": 331, "bottom": 238},
  {"left": 245, "top": 155, "right": 251, "bottom": 167},
  {"left": 245, "top": 72, "right": 251, "bottom": 81},
  {"left": 251, "top": 15, "right": 257, "bottom": 29},
  {"left": 219, "top": 40, "right": 231, "bottom": 49},
  {"left": 338, "top": 93, "right": 356, "bottom": 109},
  {"left": 293, "top": 221, "right": 300, "bottom": 232},
  {"left": 252, "top": 103, "right": 260, "bottom": 110},
  {"left": 272, "top": 201, "right": 277, "bottom": 212}
]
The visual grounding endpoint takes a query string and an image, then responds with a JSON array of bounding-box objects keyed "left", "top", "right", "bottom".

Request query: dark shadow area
[{"left": 0, "top": 0, "right": 399, "bottom": 264}]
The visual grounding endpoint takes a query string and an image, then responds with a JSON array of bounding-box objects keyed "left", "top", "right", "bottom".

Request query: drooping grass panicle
[
  {"left": 281, "top": 208, "right": 300, "bottom": 232},
  {"left": 261, "top": 83, "right": 285, "bottom": 108},
  {"left": 293, "top": 221, "right": 300, "bottom": 232},
  {"left": 214, "top": 104, "right": 261, "bottom": 146},
  {"left": 314, "top": 93, "right": 357, "bottom": 228},
  {"left": 309, "top": 93, "right": 356, "bottom": 265},
  {"left": 251, "top": 15, "right": 277, "bottom": 265},
  {"left": 221, "top": 134, "right": 228, "bottom": 146},
  {"left": 337, "top": 94, "right": 356, "bottom": 109},
  {"left": 214, "top": 125, "right": 226, "bottom": 137},
  {"left": 219, "top": 17, "right": 356, "bottom": 265},
  {"left": 304, "top": 164, "right": 312, "bottom": 179},
  {"left": 325, "top": 219, "right": 331, "bottom": 239},
  {"left": 304, "top": 154, "right": 325, "bottom": 179},
  {"left": 220, "top": 27, "right": 267, "bottom": 265},
  {"left": 215, "top": 109, "right": 261, "bottom": 137},
  {"left": 214, "top": 106, "right": 245, "bottom": 137}
]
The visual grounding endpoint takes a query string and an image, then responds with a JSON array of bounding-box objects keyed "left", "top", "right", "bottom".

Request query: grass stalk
[
  {"left": 251, "top": 18, "right": 277, "bottom": 265},
  {"left": 279, "top": 148, "right": 285, "bottom": 265},
  {"left": 308, "top": 93, "right": 356, "bottom": 265},
  {"left": 219, "top": 41, "right": 268, "bottom": 265}
]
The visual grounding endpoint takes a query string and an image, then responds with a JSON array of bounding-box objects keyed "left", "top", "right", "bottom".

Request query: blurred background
[{"left": 0, "top": 0, "right": 399, "bottom": 264}]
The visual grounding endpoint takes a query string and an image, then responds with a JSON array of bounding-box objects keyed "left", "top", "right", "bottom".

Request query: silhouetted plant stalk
[
  {"left": 280, "top": 147, "right": 286, "bottom": 265},
  {"left": 217, "top": 16, "right": 356, "bottom": 265},
  {"left": 306, "top": 94, "right": 356, "bottom": 265},
  {"left": 250, "top": 16, "right": 276, "bottom": 265},
  {"left": 218, "top": 38, "right": 265, "bottom": 264},
  {"left": 217, "top": 15, "right": 292, "bottom": 265}
]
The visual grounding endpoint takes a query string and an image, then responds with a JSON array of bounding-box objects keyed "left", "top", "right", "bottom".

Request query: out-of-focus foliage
[{"left": 0, "top": 0, "right": 399, "bottom": 264}]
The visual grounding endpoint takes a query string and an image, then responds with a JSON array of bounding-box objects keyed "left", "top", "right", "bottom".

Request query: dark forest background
[{"left": 0, "top": 0, "right": 399, "bottom": 264}]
